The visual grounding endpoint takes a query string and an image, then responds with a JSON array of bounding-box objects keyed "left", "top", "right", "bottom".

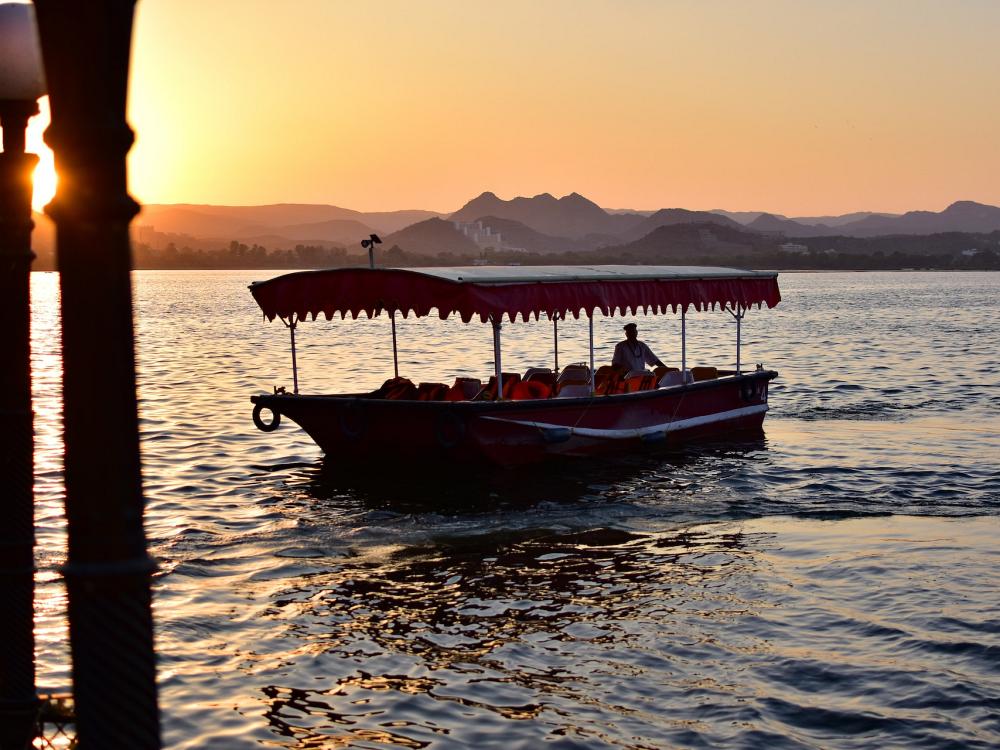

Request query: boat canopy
[{"left": 249, "top": 265, "right": 781, "bottom": 323}]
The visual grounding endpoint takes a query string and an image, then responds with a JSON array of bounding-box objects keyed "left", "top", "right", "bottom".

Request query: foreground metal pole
[
  {"left": 0, "top": 98, "right": 41, "bottom": 750},
  {"left": 681, "top": 307, "right": 687, "bottom": 377},
  {"left": 588, "top": 314, "right": 595, "bottom": 395},
  {"left": 552, "top": 312, "right": 559, "bottom": 373},
  {"left": 34, "top": 2, "right": 161, "bottom": 748},
  {"left": 390, "top": 310, "right": 398, "bottom": 378},
  {"left": 285, "top": 315, "right": 299, "bottom": 394},
  {"left": 491, "top": 315, "right": 503, "bottom": 399},
  {"left": 736, "top": 306, "right": 742, "bottom": 375}
]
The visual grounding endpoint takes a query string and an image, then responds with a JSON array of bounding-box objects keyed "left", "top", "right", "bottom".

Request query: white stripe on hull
[{"left": 482, "top": 403, "right": 768, "bottom": 440}]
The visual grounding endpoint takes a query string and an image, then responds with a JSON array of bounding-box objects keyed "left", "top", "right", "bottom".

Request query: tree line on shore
[{"left": 125, "top": 236, "right": 1000, "bottom": 271}]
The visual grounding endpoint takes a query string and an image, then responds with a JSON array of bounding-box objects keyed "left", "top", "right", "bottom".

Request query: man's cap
[{"left": 623, "top": 323, "right": 637, "bottom": 331}]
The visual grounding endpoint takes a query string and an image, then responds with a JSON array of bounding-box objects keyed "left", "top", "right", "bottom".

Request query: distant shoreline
[{"left": 27, "top": 266, "right": 998, "bottom": 274}]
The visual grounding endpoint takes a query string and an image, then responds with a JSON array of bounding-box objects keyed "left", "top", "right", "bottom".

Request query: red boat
[{"left": 249, "top": 265, "right": 781, "bottom": 466}]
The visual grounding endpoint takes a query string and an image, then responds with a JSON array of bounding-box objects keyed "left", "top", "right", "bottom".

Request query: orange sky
[{"left": 25, "top": 0, "right": 1000, "bottom": 215}]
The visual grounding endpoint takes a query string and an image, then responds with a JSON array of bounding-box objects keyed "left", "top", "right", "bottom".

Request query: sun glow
[{"left": 26, "top": 96, "right": 56, "bottom": 212}]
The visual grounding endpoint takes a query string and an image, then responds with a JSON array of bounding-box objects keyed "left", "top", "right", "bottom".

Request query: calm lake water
[{"left": 30, "top": 270, "right": 1000, "bottom": 749}]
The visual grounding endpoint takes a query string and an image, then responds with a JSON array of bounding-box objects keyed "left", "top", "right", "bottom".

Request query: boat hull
[{"left": 251, "top": 371, "right": 776, "bottom": 466}]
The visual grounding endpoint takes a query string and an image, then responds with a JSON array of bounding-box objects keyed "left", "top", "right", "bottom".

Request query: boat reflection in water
[
  {"left": 253, "top": 437, "right": 773, "bottom": 744},
  {"left": 248, "top": 265, "right": 781, "bottom": 466},
  {"left": 252, "top": 513, "right": 1000, "bottom": 749},
  {"left": 301, "top": 429, "right": 767, "bottom": 515},
  {"left": 256, "top": 514, "right": 758, "bottom": 746}
]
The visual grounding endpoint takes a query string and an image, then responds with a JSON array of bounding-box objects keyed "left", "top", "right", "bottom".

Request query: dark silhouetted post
[
  {"left": 0, "top": 100, "right": 40, "bottom": 750},
  {"left": 362, "top": 233, "right": 382, "bottom": 269},
  {"left": 33, "top": 2, "right": 160, "bottom": 748},
  {"left": 0, "top": 5, "right": 45, "bottom": 747}
]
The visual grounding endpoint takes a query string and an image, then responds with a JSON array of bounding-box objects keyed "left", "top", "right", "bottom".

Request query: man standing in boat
[{"left": 612, "top": 322, "right": 665, "bottom": 372}]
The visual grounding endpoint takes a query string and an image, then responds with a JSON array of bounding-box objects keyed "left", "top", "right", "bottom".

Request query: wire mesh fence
[{"left": 34, "top": 694, "right": 76, "bottom": 750}]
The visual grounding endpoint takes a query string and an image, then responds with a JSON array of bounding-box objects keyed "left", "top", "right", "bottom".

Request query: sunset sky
[{"left": 25, "top": 0, "right": 1000, "bottom": 215}]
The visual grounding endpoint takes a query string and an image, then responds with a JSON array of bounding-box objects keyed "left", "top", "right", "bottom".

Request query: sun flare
[{"left": 26, "top": 96, "right": 57, "bottom": 212}]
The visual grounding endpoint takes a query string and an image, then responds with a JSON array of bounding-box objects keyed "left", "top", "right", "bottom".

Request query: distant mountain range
[
  {"left": 137, "top": 203, "right": 443, "bottom": 244},
  {"left": 789, "top": 211, "right": 897, "bottom": 227},
  {"left": 711, "top": 209, "right": 899, "bottom": 228},
  {"left": 450, "top": 191, "right": 642, "bottom": 238},
  {"left": 381, "top": 217, "right": 480, "bottom": 256},
  {"left": 738, "top": 201, "right": 1000, "bottom": 238},
  {"left": 609, "top": 222, "right": 778, "bottom": 262},
  {"left": 745, "top": 213, "right": 824, "bottom": 237},
  {"left": 471, "top": 216, "right": 580, "bottom": 253},
  {"left": 619, "top": 208, "right": 743, "bottom": 242},
  {"left": 30, "top": 193, "right": 994, "bottom": 264},
  {"left": 827, "top": 201, "right": 1000, "bottom": 236}
]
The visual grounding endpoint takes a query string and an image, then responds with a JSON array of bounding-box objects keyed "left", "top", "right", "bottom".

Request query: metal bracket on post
[
  {"left": 282, "top": 313, "right": 299, "bottom": 394},
  {"left": 552, "top": 311, "right": 560, "bottom": 374},
  {"left": 588, "top": 313, "right": 595, "bottom": 395},
  {"left": 681, "top": 306, "right": 687, "bottom": 379},
  {"left": 729, "top": 304, "right": 745, "bottom": 375},
  {"left": 390, "top": 309, "right": 399, "bottom": 378},
  {"left": 491, "top": 314, "right": 503, "bottom": 400}
]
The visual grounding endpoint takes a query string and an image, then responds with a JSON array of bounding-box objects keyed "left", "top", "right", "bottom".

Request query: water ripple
[{"left": 27, "top": 270, "right": 1000, "bottom": 749}]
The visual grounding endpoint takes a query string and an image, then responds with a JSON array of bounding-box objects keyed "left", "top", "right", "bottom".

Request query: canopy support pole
[
  {"left": 552, "top": 312, "right": 560, "bottom": 374},
  {"left": 588, "top": 313, "right": 595, "bottom": 395},
  {"left": 284, "top": 314, "right": 299, "bottom": 394},
  {"left": 730, "top": 304, "right": 745, "bottom": 375},
  {"left": 681, "top": 307, "right": 687, "bottom": 379},
  {"left": 390, "top": 310, "right": 399, "bottom": 378},
  {"left": 491, "top": 315, "right": 503, "bottom": 400}
]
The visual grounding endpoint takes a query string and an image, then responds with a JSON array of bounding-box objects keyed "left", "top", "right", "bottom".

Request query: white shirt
[{"left": 612, "top": 340, "right": 660, "bottom": 372}]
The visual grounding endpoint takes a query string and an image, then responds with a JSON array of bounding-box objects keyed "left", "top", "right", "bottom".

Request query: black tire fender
[
  {"left": 434, "top": 409, "right": 466, "bottom": 449},
  {"left": 252, "top": 403, "right": 281, "bottom": 432},
  {"left": 338, "top": 400, "right": 367, "bottom": 440}
]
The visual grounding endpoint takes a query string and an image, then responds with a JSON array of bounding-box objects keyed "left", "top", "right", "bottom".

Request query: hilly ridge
[
  {"left": 832, "top": 201, "right": 1000, "bottom": 236},
  {"left": 726, "top": 201, "right": 1000, "bottom": 237},
  {"left": 451, "top": 191, "right": 644, "bottom": 238},
  {"left": 474, "top": 216, "right": 580, "bottom": 253},
  {"left": 746, "top": 213, "right": 830, "bottom": 237},
  {"left": 117, "top": 194, "right": 1000, "bottom": 260},
  {"left": 619, "top": 209, "right": 744, "bottom": 243},
  {"left": 610, "top": 222, "right": 778, "bottom": 262},
  {"left": 268, "top": 218, "right": 379, "bottom": 244},
  {"left": 382, "top": 218, "right": 480, "bottom": 256},
  {"left": 139, "top": 203, "right": 443, "bottom": 240}
]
